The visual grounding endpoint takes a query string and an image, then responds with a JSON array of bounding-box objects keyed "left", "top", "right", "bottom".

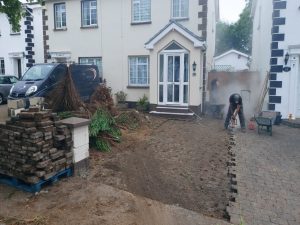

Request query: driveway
[{"left": 229, "top": 125, "right": 300, "bottom": 225}]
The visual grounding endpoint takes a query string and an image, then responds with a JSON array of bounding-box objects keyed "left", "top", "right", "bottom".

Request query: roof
[
  {"left": 145, "top": 20, "right": 206, "bottom": 50},
  {"left": 214, "top": 49, "right": 250, "bottom": 60}
]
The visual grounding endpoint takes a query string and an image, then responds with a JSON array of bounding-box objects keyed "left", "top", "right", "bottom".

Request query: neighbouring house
[
  {"left": 44, "top": 0, "right": 219, "bottom": 115},
  {"left": 212, "top": 49, "right": 250, "bottom": 72},
  {"left": 251, "top": 0, "right": 300, "bottom": 119},
  {"left": 0, "top": 3, "right": 44, "bottom": 78}
]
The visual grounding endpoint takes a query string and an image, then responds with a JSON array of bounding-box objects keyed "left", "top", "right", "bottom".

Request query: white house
[
  {"left": 0, "top": 3, "right": 44, "bottom": 78},
  {"left": 44, "top": 0, "right": 219, "bottom": 115},
  {"left": 213, "top": 49, "right": 250, "bottom": 72},
  {"left": 251, "top": 0, "right": 300, "bottom": 119}
]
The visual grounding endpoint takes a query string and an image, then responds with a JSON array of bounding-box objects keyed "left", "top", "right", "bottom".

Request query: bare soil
[
  {"left": 0, "top": 116, "right": 231, "bottom": 225},
  {"left": 91, "top": 117, "right": 230, "bottom": 219}
]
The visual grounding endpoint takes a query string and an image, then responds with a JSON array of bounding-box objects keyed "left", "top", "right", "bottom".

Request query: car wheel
[{"left": 0, "top": 94, "right": 3, "bottom": 105}]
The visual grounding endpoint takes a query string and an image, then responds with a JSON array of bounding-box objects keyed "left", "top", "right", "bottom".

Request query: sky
[{"left": 219, "top": 0, "right": 246, "bottom": 23}]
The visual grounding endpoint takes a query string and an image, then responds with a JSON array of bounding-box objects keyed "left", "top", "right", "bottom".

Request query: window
[
  {"left": 79, "top": 57, "right": 102, "bottom": 77},
  {"left": 129, "top": 56, "right": 149, "bottom": 86},
  {"left": 172, "top": 0, "right": 188, "bottom": 19},
  {"left": 0, "top": 59, "right": 5, "bottom": 75},
  {"left": 132, "top": 0, "right": 151, "bottom": 23},
  {"left": 81, "top": 0, "right": 97, "bottom": 27},
  {"left": 54, "top": 3, "right": 66, "bottom": 29}
]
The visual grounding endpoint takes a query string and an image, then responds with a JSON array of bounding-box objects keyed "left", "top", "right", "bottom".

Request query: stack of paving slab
[{"left": 0, "top": 108, "right": 73, "bottom": 184}]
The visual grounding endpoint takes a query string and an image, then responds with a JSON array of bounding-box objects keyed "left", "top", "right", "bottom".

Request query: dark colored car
[
  {"left": 0, "top": 75, "right": 18, "bottom": 104},
  {"left": 9, "top": 63, "right": 101, "bottom": 102}
]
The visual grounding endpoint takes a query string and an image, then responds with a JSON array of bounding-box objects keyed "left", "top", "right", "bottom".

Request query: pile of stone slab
[{"left": 0, "top": 108, "right": 73, "bottom": 184}]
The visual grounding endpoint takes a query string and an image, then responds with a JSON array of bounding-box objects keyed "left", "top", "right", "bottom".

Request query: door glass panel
[
  {"left": 184, "top": 85, "right": 188, "bottom": 103},
  {"left": 167, "top": 84, "right": 173, "bottom": 102},
  {"left": 159, "top": 85, "right": 163, "bottom": 102},
  {"left": 159, "top": 54, "right": 164, "bottom": 82},
  {"left": 168, "top": 56, "right": 173, "bottom": 82},
  {"left": 174, "top": 85, "right": 179, "bottom": 102},
  {"left": 174, "top": 56, "right": 180, "bottom": 82},
  {"left": 184, "top": 54, "right": 189, "bottom": 82}
]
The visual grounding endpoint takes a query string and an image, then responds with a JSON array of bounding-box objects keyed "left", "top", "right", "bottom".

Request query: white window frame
[
  {"left": 81, "top": 0, "right": 98, "bottom": 27},
  {"left": 79, "top": 57, "right": 102, "bottom": 77},
  {"left": 54, "top": 3, "right": 66, "bottom": 30},
  {"left": 0, "top": 58, "right": 5, "bottom": 75},
  {"left": 171, "top": 0, "right": 189, "bottom": 19},
  {"left": 128, "top": 56, "right": 149, "bottom": 86},
  {"left": 131, "top": 0, "right": 151, "bottom": 23}
]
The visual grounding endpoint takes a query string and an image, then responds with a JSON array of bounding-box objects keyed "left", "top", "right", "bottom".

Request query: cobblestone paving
[{"left": 230, "top": 125, "right": 300, "bottom": 225}]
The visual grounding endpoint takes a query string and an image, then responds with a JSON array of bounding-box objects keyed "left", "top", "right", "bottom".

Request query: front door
[{"left": 159, "top": 52, "right": 189, "bottom": 105}]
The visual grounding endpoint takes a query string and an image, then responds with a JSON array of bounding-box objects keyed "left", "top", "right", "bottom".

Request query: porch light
[
  {"left": 192, "top": 61, "right": 197, "bottom": 72},
  {"left": 284, "top": 52, "right": 290, "bottom": 65}
]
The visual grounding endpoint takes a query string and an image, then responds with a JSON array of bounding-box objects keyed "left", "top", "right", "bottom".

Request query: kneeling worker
[{"left": 224, "top": 93, "right": 246, "bottom": 131}]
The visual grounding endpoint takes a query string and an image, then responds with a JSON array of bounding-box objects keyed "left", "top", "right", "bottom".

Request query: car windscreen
[{"left": 22, "top": 65, "right": 56, "bottom": 81}]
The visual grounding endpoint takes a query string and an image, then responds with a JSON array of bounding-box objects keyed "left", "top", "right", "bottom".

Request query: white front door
[{"left": 158, "top": 52, "right": 189, "bottom": 105}]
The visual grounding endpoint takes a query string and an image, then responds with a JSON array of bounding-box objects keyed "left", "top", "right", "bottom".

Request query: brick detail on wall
[
  {"left": 198, "top": 0, "right": 207, "bottom": 40},
  {"left": 24, "top": 7, "right": 35, "bottom": 69},
  {"left": 42, "top": 8, "right": 49, "bottom": 63}
]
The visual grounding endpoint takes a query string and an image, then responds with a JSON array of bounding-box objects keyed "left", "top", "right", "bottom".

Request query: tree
[
  {"left": 215, "top": 0, "right": 253, "bottom": 55},
  {"left": 0, "top": 0, "right": 42, "bottom": 32}
]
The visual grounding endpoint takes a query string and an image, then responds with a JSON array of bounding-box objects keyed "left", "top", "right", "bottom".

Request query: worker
[{"left": 224, "top": 93, "right": 246, "bottom": 131}]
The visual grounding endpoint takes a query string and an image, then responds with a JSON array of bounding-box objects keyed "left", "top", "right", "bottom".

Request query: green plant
[
  {"left": 115, "top": 91, "right": 127, "bottom": 103},
  {"left": 136, "top": 94, "right": 149, "bottom": 112},
  {"left": 89, "top": 109, "right": 121, "bottom": 152}
]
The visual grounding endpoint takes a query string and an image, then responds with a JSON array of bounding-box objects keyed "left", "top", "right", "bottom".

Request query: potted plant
[
  {"left": 115, "top": 91, "right": 128, "bottom": 109},
  {"left": 136, "top": 94, "right": 149, "bottom": 112}
]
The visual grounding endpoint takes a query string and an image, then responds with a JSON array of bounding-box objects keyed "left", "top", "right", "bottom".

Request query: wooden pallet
[{"left": 0, "top": 168, "right": 73, "bottom": 193}]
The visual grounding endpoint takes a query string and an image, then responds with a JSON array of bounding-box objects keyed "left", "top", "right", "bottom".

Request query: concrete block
[
  {"left": 29, "top": 97, "right": 44, "bottom": 106},
  {"left": 7, "top": 99, "right": 25, "bottom": 109},
  {"left": 72, "top": 126, "right": 89, "bottom": 148},
  {"left": 73, "top": 144, "right": 89, "bottom": 163},
  {"left": 11, "top": 108, "right": 25, "bottom": 117}
]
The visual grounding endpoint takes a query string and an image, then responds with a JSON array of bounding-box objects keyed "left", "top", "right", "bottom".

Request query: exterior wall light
[
  {"left": 192, "top": 61, "right": 197, "bottom": 72},
  {"left": 284, "top": 52, "right": 290, "bottom": 65}
]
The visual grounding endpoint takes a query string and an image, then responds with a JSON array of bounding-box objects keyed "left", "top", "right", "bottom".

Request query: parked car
[
  {"left": 9, "top": 63, "right": 101, "bottom": 103},
  {"left": 0, "top": 75, "right": 18, "bottom": 104}
]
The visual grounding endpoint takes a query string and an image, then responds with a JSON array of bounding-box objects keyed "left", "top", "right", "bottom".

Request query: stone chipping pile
[{"left": 0, "top": 108, "right": 73, "bottom": 184}]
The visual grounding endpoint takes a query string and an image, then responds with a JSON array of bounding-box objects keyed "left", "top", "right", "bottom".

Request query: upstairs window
[
  {"left": 172, "top": 0, "right": 189, "bottom": 19},
  {"left": 0, "top": 59, "right": 5, "bottom": 75},
  {"left": 54, "top": 3, "right": 66, "bottom": 29},
  {"left": 129, "top": 56, "right": 149, "bottom": 86},
  {"left": 132, "top": 0, "right": 151, "bottom": 23},
  {"left": 82, "top": 0, "right": 98, "bottom": 27}
]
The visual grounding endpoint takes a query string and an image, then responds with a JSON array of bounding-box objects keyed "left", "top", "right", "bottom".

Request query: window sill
[
  {"left": 10, "top": 33, "right": 21, "bottom": 36},
  {"left": 127, "top": 85, "right": 149, "bottom": 89},
  {"left": 80, "top": 25, "right": 98, "bottom": 29},
  {"left": 131, "top": 21, "right": 152, "bottom": 25},
  {"left": 170, "top": 17, "right": 189, "bottom": 22},
  {"left": 53, "top": 28, "right": 67, "bottom": 31}
]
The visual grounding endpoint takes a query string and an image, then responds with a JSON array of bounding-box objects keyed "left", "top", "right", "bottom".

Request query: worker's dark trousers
[{"left": 224, "top": 104, "right": 246, "bottom": 129}]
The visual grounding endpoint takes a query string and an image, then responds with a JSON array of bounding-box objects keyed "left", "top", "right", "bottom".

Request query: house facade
[
  {"left": 44, "top": 0, "right": 219, "bottom": 114},
  {"left": 213, "top": 49, "right": 250, "bottom": 72},
  {"left": 0, "top": 3, "right": 44, "bottom": 78},
  {"left": 251, "top": 0, "right": 300, "bottom": 119}
]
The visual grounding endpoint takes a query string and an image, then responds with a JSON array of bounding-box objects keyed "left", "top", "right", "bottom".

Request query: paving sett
[{"left": 229, "top": 125, "right": 300, "bottom": 225}]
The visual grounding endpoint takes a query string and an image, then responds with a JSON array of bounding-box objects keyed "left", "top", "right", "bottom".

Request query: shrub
[
  {"left": 136, "top": 94, "right": 149, "bottom": 112},
  {"left": 89, "top": 109, "right": 121, "bottom": 152},
  {"left": 115, "top": 91, "right": 127, "bottom": 104}
]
